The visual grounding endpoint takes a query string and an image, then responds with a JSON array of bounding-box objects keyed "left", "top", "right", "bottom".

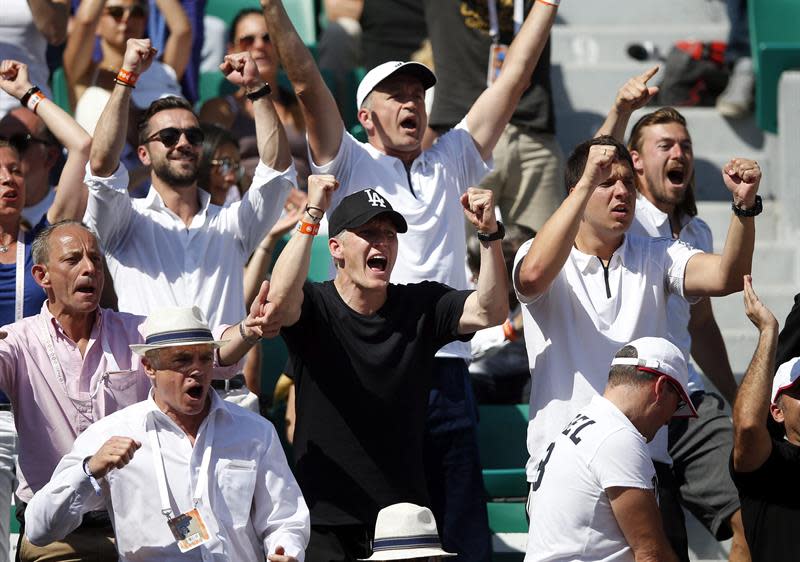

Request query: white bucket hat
[
  {"left": 610, "top": 337, "right": 698, "bottom": 418},
  {"left": 360, "top": 503, "right": 456, "bottom": 560},
  {"left": 130, "top": 306, "right": 226, "bottom": 356}
]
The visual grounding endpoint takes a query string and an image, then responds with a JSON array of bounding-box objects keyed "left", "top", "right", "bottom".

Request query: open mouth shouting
[
  {"left": 367, "top": 254, "right": 388, "bottom": 273},
  {"left": 74, "top": 279, "right": 98, "bottom": 298},
  {"left": 400, "top": 115, "right": 418, "bottom": 135},
  {"left": 0, "top": 190, "right": 19, "bottom": 203},
  {"left": 665, "top": 163, "right": 687, "bottom": 188},
  {"left": 610, "top": 203, "right": 630, "bottom": 220},
  {"left": 185, "top": 381, "right": 205, "bottom": 402}
]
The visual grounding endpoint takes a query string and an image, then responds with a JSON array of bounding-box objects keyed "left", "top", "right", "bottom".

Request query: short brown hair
[
  {"left": 607, "top": 345, "right": 658, "bottom": 388},
  {"left": 564, "top": 135, "right": 634, "bottom": 194},
  {"left": 628, "top": 107, "right": 697, "bottom": 217},
  {"left": 137, "top": 96, "right": 196, "bottom": 145}
]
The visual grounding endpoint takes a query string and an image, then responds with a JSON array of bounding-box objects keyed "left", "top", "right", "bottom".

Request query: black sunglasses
[
  {"left": 144, "top": 127, "right": 205, "bottom": 148},
  {"left": 237, "top": 32, "right": 270, "bottom": 50},
  {"left": 104, "top": 4, "right": 147, "bottom": 20},
  {"left": 1, "top": 133, "right": 51, "bottom": 154}
]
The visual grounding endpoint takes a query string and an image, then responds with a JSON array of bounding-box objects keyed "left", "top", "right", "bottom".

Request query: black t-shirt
[
  {"left": 281, "top": 280, "right": 472, "bottom": 528},
  {"left": 360, "top": 0, "right": 428, "bottom": 70},
  {"left": 730, "top": 438, "right": 800, "bottom": 561},
  {"left": 424, "top": 0, "right": 554, "bottom": 134}
]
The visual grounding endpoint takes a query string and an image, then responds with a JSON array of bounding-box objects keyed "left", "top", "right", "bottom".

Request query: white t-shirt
[
  {"left": 630, "top": 193, "right": 714, "bottom": 394},
  {"left": 309, "top": 121, "right": 492, "bottom": 359},
  {"left": 513, "top": 233, "right": 702, "bottom": 471},
  {"left": 526, "top": 395, "right": 656, "bottom": 562}
]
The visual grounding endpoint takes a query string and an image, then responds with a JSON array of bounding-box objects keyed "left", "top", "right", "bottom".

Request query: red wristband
[
  {"left": 297, "top": 221, "right": 320, "bottom": 236},
  {"left": 536, "top": 0, "right": 559, "bottom": 6},
  {"left": 115, "top": 68, "right": 139, "bottom": 88},
  {"left": 502, "top": 319, "right": 519, "bottom": 342}
]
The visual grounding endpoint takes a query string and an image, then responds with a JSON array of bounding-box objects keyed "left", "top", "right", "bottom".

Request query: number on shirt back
[{"left": 530, "top": 413, "right": 597, "bottom": 492}]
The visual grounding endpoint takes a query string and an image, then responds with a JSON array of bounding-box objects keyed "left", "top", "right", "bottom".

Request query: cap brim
[
  {"left": 130, "top": 339, "right": 226, "bottom": 356},
  {"left": 664, "top": 375, "right": 698, "bottom": 419},
  {"left": 330, "top": 208, "right": 408, "bottom": 238},
  {"left": 773, "top": 376, "right": 800, "bottom": 404}
]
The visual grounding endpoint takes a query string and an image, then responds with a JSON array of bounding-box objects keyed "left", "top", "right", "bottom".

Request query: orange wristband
[
  {"left": 297, "top": 221, "right": 320, "bottom": 236},
  {"left": 26, "top": 90, "right": 46, "bottom": 113},
  {"left": 502, "top": 319, "right": 519, "bottom": 342},
  {"left": 115, "top": 68, "right": 139, "bottom": 87}
]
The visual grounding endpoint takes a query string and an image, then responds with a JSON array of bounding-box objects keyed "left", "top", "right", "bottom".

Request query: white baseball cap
[
  {"left": 772, "top": 357, "right": 800, "bottom": 404},
  {"left": 356, "top": 61, "right": 436, "bottom": 109},
  {"left": 359, "top": 503, "right": 456, "bottom": 560},
  {"left": 610, "top": 337, "right": 698, "bottom": 418}
]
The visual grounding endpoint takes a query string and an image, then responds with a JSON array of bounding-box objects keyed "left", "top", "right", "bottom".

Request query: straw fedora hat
[
  {"left": 360, "top": 503, "right": 456, "bottom": 560},
  {"left": 129, "top": 306, "right": 226, "bottom": 356}
]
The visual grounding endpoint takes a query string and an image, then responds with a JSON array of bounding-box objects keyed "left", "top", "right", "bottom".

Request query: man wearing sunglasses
[
  {"left": 83, "top": 39, "right": 293, "bottom": 333},
  {"left": 526, "top": 337, "right": 695, "bottom": 562}
]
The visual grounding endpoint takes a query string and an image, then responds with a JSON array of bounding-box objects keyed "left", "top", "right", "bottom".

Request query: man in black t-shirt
[
  {"left": 731, "top": 277, "right": 800, "bottom": 561},
  {"left": 263, "top": 175, "right": 509, "bottom": 562}
]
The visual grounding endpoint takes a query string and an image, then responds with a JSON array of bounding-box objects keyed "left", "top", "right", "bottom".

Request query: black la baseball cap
[{"left": 328, "top": 189, "right": 408, "bottom": 238}]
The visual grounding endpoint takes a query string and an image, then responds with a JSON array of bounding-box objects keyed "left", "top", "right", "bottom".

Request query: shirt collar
[
  {"left": 143, "top": 186, "right": 211, "bottom": 214},
  {"left": 572, "top": 235, "right": 629, "bottom": 273},
  {"left": 40, "top": 301, "right": 103, "bottom": 337},
  {"left": 636, "top": 192, "right": 692, "bottom": 232},
  {"left": 143, "top": 384, "right": 230, "bottom": 431}
]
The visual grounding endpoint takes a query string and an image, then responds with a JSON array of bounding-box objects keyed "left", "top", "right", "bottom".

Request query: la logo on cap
[{"left": 365, "top": 190, "right": 387, "bottom": 208}]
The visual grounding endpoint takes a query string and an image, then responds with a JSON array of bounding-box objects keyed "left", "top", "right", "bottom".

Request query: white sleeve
[
  {"left": 433, "top": 118, "right": 493, "bottom": 194},
  {"left": 512, "top": 238, "right": 546, "bottom": 305},
  {"left": 662, "top": 238, "right": 703, "bottom": 301},
  {"left": 82, "top": 162, "right": 134, "bottom": 254},
  {"left": 24, "top": 431, "right": 108, "bottom": 546},
  {"left": 233, "top": 161, "right": 294, "bottom": 255},
  {"left": 590, "top": 429, "right": 655, "bottom": 491},
  {"left": 309, "top": 130, "right": 360, "bottom": 211},
  {"left": 254, "top": 423, "right": 310, "bottom": 561}
]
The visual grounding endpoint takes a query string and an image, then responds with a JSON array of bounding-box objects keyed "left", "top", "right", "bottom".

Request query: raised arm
[
  {"left": 266, "top": 175, "right": 338, "bottom": 328},
  {"left": 516, "top": 143, "right": 613, "bottom": 298},
  {"left": 28, "top": 0, "right": 69, "bottom": 45},
  {"left": 260, "top": 0, "right": 344, "bottom": 165},
  {"left": 63, "top": 0, "right": 106, "bottom": 98},
  {"left": 688, "top": 298, "right": 738, "bottom": 405},
  {"left": 732, "top": 275, "right": 778, "bottom": 473},
  {"left": 0, "top": 60, "right": 92, "bottom": 221},
  {"left": 155, "top": 0, "right": 192, "bottom": 80},
  {"left": 90, "top": 39, "right": 156, "bottom": 176},
  {"left": 683, "top": 159, "right": 759, "bottom": 296},
  {"left": 595, "top": 66, "right": 660, "bottom": 141},
  {"left": 458, "top": 188, "right": 509, "bottom": 333},
  {"left": 608, "top": 487, "right": 679, "bottom": 562},
  {"left": 465, "top": 0, "right": 557, "bottom": 160}
]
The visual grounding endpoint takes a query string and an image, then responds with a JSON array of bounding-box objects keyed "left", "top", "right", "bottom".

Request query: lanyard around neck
[
  {"left": 147, "top": 410, "right": 215, "bottom": 519},
  {"left": 15, "top": 229, "right": 24, "bottom": 322},
  {"left": 488, "top": 0, "right": 524, "bottom": 43}
]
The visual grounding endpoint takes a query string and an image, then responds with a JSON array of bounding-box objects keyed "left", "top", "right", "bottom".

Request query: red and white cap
[
  {"left": 772, "top": 357, "right": 800, "bottom": 404},
  {"left": 610, "top": 337, "right": 698, "bottom": 418}
]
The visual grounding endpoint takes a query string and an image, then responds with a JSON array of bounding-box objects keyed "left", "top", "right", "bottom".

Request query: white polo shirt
[
  {"left": 526, "top": 395, "right": 655, "bottom": 562},
  {"left": 513, "top": 233, "right": 702, "bottom": 473},
  {"left": 630, "top": 193, "right": 714, "bottom": 394},
  {"left": 310, "top": 121, "right": 492, "bottom": 359},
  {"left": 83, "top": 161, "right": 294, "bottom": 329}
]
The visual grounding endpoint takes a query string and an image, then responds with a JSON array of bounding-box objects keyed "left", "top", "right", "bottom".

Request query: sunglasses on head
[
  {"left": 144, "top": 127, "right": 205, "bottom": 148},
  {"left": 210, "top": 157, "right": 242, "bottom": 176},
  {"left": 104, "top": 4, "right": 147, "bottom": 20},
  {"left": 237, "top": 32, "right": 270, "bottom": 50},
  {"left": 1, "top": 133, "right": 51, "bottom": 154}
]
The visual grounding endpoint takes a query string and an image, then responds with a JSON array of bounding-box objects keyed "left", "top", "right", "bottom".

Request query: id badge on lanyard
[{"left": 486, "top": 0, "right": 524, "bottom": 87}]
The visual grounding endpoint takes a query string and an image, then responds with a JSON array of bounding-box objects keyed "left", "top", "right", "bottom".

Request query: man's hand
[
  {"left": 221, "top": 52, "right": 262, "bottom": 91},
  {"left": 461, "top": 187, "right": 498, "bottom": 234},
  {"left": 578, "top": 144, "right": 617, "bottom": 190},
  {"left": 723, "top": 158, "right": 761, "bottom": 209},
  {"left": 122, "top": 39, "right": 157, "bottom": 75},
  {"left": 86, "top": 437, "right": 141, "bottom": 479},
  {"left": 614, "top": 66, "right": 659, "bottom": 115},
  {"left": 306, "top": 174, "right": 339, "bottom": 215},
  {"left": 744, "top": 275, "right": 778, "bottom": 333},
  {"left": 0, "top": 60, "right": 34, "bottom": 99},
  {"left": 268, "top": 545, "right": 298, "bottom": 562}
]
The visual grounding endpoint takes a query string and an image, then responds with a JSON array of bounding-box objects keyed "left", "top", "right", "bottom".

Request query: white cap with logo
[{"left": 356, "top": 61, "right": 436, "bottom": 109}]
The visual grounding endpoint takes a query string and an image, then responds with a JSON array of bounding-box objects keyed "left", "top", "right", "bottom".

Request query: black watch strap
[
  {"left": 246, "top": 83, "right": 271, "bottom": 102},
  {"left": 732, "top": 195, "right": 762, "bottom": 217},
  {"left": 477, "top": 221, "right": 505, "bottom": 242}
]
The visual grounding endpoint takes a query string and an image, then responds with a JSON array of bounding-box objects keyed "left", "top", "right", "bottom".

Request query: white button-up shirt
[
  {"left": 310, "top": 121, "right": 492, "bottom": 359},
  {"left": 629, "top": 193, "right": 714, "bottom": 394},
  {"left": 83, "top": 162, "right": 294, "bottom": 329},
  {"left": 513, "top": 234, "right": 702, "bottom": 471},
  {"left": 25, "top": 391, "right": 309, "bottom": 561}
]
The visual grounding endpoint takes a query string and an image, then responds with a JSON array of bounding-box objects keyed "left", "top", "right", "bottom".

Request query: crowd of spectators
[{"left": 0, "top": 0, "right": 792, "bottom": 561}]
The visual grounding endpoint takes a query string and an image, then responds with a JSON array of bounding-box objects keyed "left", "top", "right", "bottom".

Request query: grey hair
[{"left": 31, "top": 220, "right": 97, "bottom": 265}]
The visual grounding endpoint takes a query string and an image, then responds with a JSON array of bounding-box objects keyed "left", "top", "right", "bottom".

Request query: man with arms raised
[
  {"left": 730, "top": 277, "right": 800, "bottom": 561},
  {"left": 597, "top": 72, "right": 748, "bottom": 560},
  {"left": 260, "top": 1, "right": 558, "bottom": 555},
  {"left": 2, "top": 221, "right": 270, "bottom": 560},
  {"left": 263, "top": 175, "right": 507, "bottom": 560},
  {"left": 527, "top": 337, "right": 697, "bottom": 562},
  {"left": 24, "top": 306, "right": 309, "bottom": 561},
  {"left": 83, "top": 38, "right": 293, "bottom": 329},
  {"left": 514, "top": 135, "right": 760, "bottom": 540}
]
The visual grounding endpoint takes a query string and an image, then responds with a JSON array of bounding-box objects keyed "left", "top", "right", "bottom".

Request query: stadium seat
[
  {"left": 205, "top": 0, "right": 317, "bottom": 47},
  {"left": 50, "top": 67, "right": 72, "bottom": 115},
  {"left": 749, "top": 0, "right": 800, "bottom": 132},
  {"left": 478, "top": 404, "right": 529, "bottom": 499}
]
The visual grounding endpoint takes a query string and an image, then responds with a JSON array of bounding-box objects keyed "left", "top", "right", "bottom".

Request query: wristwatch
[
  {"left": 732, "top": 195, "right": 762, "bottom": 217},
  {"left": 477, "top": 221, "right": 505, "bottom": 242},
  {"left": 245, "top": 83, "right": 271, "bottom": 101}
]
